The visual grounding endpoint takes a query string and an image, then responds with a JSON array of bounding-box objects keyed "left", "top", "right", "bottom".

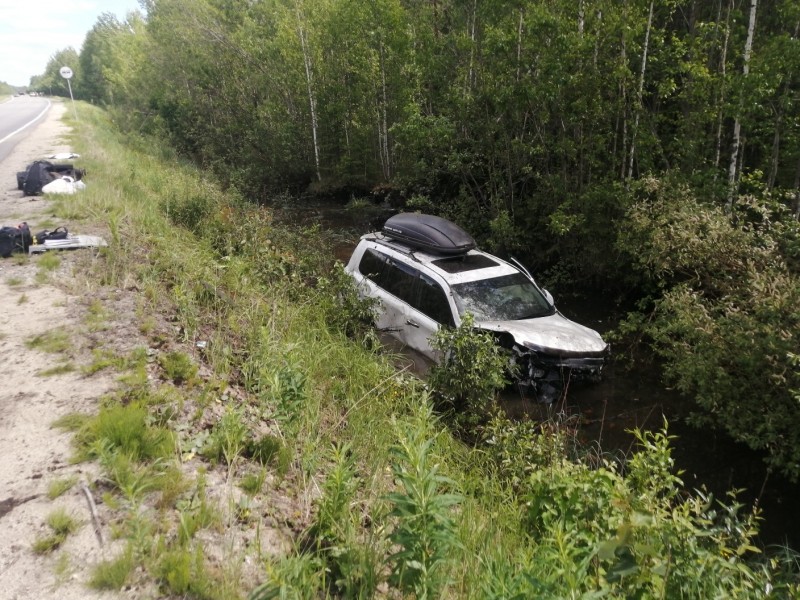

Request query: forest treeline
[{"left": 32, "top": 0, "right": 800, "bottom": 479}]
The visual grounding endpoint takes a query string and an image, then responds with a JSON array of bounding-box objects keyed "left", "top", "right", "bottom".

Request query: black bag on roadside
[
  {"left": 22, "top": 161, "right": 55, "bottom": 196},
  {"left": 0, "top": 223, "right": 32, "bottom": 258},
  {"left": 34, "top": 226, "right": 68, "bottom": 244}
]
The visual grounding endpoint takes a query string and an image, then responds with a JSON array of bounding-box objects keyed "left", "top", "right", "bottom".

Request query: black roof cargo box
[{"left": 382, "top": 213, "right": 476, "bottom": 255}]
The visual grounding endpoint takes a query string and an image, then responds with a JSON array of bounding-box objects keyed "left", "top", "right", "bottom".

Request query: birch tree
[
  {"left": 295, "top": 1, "right": 321, "bottom": 182},
  {"left": 627, "top": 0, "right": 654, "bottom": 181},
  {"left": 727, "top": 0, "right": 758, "bottom": 208}
]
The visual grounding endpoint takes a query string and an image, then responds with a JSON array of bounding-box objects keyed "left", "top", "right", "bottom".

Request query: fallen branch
[{"left": 81, "top": 482, "right": 104, "bottom": 547}]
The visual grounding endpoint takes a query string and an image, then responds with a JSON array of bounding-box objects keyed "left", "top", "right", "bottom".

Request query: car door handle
[{"left": 406, "top": 319, "right": 420, "bottom": 328}]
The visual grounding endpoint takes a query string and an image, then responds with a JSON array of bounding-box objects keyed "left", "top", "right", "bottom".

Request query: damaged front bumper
[{"left": 512, "top": 343, "right": 608, "bottom": 403}]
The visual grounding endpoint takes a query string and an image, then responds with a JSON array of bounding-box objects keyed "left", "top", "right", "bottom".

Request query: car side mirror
[{"left": 543, "top": 289, "right": 554, "bottom": 306}]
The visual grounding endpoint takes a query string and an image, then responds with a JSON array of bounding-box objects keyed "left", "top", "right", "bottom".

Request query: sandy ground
[{"left": 0, "top": 102, "right": 125, "bottom": 599}]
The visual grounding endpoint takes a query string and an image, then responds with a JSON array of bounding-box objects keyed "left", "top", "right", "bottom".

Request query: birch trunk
[
  {"left": 465, "top": 0, "right": 477, "bottom": 98},
  {"left": 714, "top": 0, "right": 732, "bottom": 172},
  {"left": 727, "top": 0, "right": 758, "bottom": 208},
  {"left": 296, "top": 4, "right": 321, "bottom": 182},
  {"left": 793, "top": 156, "right": 800, "bottom": 220},
  {"left": 516, "top": 9, "right": 524, "bottom": 82},
  {"left": 378, "top": 41, "right": 391, "bottom": 180},
  {"left": 619, "top": 28, "right": 627, "bottom": 180},
  {"left": 627, "top": 0, "right": 654, "bottom": 180},
  {"left": 767, "top": 20, "right": 798, "bottom": 190}
]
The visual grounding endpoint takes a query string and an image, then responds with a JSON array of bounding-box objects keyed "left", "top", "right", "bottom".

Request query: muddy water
[{"left": 274, "top": 202, "right": 799, "bottom": 551}]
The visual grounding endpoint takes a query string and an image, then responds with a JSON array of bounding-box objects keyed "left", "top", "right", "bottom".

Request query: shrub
[
  {"left": 428, "top": 313, "right": 509, "bottom": 429},
  {"left": 616, "top": 178, "right": 800, "bottom": 480}
]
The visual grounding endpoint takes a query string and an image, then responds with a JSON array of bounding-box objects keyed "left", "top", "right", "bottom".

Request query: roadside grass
[
  {"left": 47, "top": 476, "right": 78, "bottom": 499},
  {"left": 89, "top": 545, "right": 135, "bottom": 590},
  {"left": 32, "top": 508, "right": 81, "bottom": 554},
  {"left": 38, "top": 101, "right": 798, "bottom": 598},
  {"left": 25, "top": 328, "right": 72, "bottom": 354},
  {"left": 84, "top": 298, "right": 109, "bottom": 332},
  {"left": 37, "top": 362, "right": 76, "bottom": 376}
]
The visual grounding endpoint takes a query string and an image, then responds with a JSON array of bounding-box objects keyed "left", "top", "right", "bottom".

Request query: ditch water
[{"left": 273, "top": 200, "right": 799, "bottom": 551}]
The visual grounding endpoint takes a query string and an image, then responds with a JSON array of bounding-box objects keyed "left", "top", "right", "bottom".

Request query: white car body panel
[{"left": 477, "top": 314, "right": 607, "bottom": 356}]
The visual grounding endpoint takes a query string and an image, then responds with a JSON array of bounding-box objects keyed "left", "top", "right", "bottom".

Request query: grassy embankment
[{"left": 39, "top": 102, "right": 796, "bottom": 599}]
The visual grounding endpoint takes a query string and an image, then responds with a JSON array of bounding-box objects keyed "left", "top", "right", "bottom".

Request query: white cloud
[{"left": 0, "top": 0, "right": 142, "bottom": 87}]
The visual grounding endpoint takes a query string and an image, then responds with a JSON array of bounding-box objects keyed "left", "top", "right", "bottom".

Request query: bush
[
  {"left": 616, "top": 178, "right": 800, "bottom": 480},
  {"left": 428, "top": 313, "right": 510, "bottom": 430}
]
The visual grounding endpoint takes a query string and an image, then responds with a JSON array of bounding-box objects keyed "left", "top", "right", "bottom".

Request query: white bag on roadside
[{"left": 42, "top": 176, "right": 81, "bottom": 195}]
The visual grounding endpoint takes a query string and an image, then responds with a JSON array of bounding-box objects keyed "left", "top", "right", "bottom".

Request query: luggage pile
[
  {"left": 16, "top": 160, "right": 86, "bottom": 196},
  {"left": 0, "top": 223, "right": 71, "bottom": 258}
]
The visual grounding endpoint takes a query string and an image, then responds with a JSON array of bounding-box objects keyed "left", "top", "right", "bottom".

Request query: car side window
[
  {"left": 382, "top": 259, "right": 420, "bottom": 305},
  {"left": 358, "top": 248, "right": 420, "bottom": 306},
  {"left": 414, "top": 273, "right": 454, "bottom": 326},
  {"left": 358, "top": 248, "right": 389, "bottom": 288}
]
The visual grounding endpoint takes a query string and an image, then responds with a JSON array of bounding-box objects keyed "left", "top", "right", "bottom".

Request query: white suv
[{"left": 345, "top": 213, "right": 608, "bottom": 402}]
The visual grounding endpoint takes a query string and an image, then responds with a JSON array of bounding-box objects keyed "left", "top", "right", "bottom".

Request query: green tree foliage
[
  {"left": 30, "top": 47, "right": 79, "bottom": 97},
  {"left": 78, "top": 11, "right": 147, "bottom": 106},
  {"left": 617, "top": 177, "right": 800, "bottom": 480}
]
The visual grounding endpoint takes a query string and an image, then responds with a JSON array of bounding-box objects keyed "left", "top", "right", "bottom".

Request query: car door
[
  {"left": 402, "top": 271, "right": 455, "bottom": 360},
  {"left": 354, "top": 246, "right": 456, "bottom": 361},
  {"left": 355, "top": 247, "right": 408, "bottom": 335}
]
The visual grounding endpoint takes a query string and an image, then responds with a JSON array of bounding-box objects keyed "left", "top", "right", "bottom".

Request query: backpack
[
  {"left": 22, "top": 161, "right": 55, "bottom": 196},
  {"left": 0, "top": 223, "right": 32, "bottom": 258}
]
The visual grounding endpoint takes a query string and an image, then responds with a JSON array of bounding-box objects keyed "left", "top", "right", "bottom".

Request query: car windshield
[{"left": 451, "top": 272, "right": 554, "bottom": 321}]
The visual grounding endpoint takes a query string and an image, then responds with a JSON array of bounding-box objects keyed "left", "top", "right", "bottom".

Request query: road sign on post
[{"left": 59, "top": 66, "right": 78, "bottom": 122}]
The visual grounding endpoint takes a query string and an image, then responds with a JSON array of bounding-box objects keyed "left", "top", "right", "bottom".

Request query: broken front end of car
[{"left": 511, "top": 342, "right": 608, "bottom": 404}]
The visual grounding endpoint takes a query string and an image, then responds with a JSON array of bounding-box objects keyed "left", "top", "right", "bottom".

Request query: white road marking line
[{"left": 0, "top": 100, "right": 52, "bottom": 144}]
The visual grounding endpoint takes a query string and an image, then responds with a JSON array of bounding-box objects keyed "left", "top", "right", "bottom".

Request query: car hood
[{"left": 477, "top": 313, "right": 608, "bottom": 357}]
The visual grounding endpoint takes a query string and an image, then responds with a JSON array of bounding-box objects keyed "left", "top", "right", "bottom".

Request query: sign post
[{"left": 59, "top": 66, "right": 78, "bottom": 122}]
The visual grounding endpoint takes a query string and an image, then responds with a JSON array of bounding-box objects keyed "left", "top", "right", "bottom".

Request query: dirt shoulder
[{"left": 0, "top": 101, "right": 125, "bottom": 599}]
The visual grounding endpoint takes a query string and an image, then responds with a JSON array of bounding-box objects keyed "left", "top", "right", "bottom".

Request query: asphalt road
[{"left": 0, "top": 95, "right": 51, "bottom": 165}]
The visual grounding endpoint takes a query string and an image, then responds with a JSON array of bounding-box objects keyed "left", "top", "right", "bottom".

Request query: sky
[{"left": 0, "top": 0, "right": 144, "bottom": 87}]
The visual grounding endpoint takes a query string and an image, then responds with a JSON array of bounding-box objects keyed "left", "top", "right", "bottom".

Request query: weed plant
[
  {"left": 386, "top": 403, "right": 463, "bottom": 598},
  {"left": 47, "top": 476, "right": 78, "bottom": 499},
  {"left": 37, "top": 362, "right": 76, "bottom": 376},
  {"left": 25, "top": 328, "right": 72, "bottom": 354},
  {"left": 32, "top": 508, "right": 80, "bottom": 554},
  {"left": 89, "top": 546, "right": 135, "bottom": 590},
  {"left": 158, "top": 350, "right": 198, "bottom": 385},
  {"left": 238, "top": 469, "right": 266, "bottom": 496},
  {"left": 203, "top": 407, "right": 248, "bottom": 467},
  {"left": 74, "top": 402, "right": 174, "bottom": 463}
]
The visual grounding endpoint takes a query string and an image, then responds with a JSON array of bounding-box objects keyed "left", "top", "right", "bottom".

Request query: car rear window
[{"left": 431, "top": 254, "right": 499, "bottom": 273}]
